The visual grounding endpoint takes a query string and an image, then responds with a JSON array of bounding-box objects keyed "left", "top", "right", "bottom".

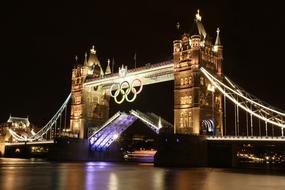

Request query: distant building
[
  {"left": 7, "top": 115, "right": 30, "bottom": 128},
  {"left": 0, "top": 115, "right": 37, "bottom": 142}
]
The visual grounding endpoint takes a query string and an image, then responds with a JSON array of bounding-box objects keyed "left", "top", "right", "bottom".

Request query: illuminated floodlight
[
  {"left": 207, "top": 84, "right": 215, "bottom": 92},
  {"left": 113, "top": 133, "right": 119, "bottom": 140},
  {"left": 90, "top": 137, "right": 95, "bottom": 144},
  {"left": 158, "top": 117, "right": 163, "bottom": 129}
]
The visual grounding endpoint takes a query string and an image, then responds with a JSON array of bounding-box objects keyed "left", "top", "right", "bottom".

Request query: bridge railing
[
  {"left": 201, "top": 67, "right": 285, "bottom": 129},
  {"left": 85, "top": 60, "right": 173, "bottom": 83},
  {"left": 88, "top": 111, "right": 122, "bottom": 140},
  {"left": 8, "top": 93, "right": 71, "bottom": 142},
  {"left": 129, "top": 110, "right": 160, "bottom": 133},
  {"left": 89, "top": 113, "right": 137, "bottom": 151},
  {"left": 207, "top": 135, "right": 285, "bottom": 141},
  {"left": 148, "top": 112, "right": 173, "bottom": 128}
]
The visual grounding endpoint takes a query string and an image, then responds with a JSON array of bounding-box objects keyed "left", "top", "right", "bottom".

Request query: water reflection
[
  {"left": 1, "top": 158, "right": 285, "bottom": 190},
  {"left": 85, "top": 163, "right": 96, "bottom": 190},
  {"left": 109, "top": 173, "right": 118, "bottom": 190}
]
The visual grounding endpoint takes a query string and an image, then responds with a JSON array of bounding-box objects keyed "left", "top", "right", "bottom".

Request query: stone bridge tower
[
  {"left": 70, "top": 46, "right": 111, "bottom": 139},
  {"left": 70, "top": 60, "right": 87, "bottom": 139},
  {"left": 173, "top": 10, "right": 223, "bottom": 135}
]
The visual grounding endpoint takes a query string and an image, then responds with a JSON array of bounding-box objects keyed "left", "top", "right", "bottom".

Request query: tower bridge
[
  {"left": 70, "top": 10, "right": 224, "bottom": 139},
  {"left": 2, "top": 10, "right": 285, "bottom": 167}
]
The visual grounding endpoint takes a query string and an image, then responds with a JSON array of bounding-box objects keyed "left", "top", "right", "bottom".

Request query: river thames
[{"left": 0, "top": 158, "right": 285, "bottom": 190}]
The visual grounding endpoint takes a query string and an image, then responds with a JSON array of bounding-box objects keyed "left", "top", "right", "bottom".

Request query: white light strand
[
  {"left": 200, "top": 67, "right": 285, "bottom": 128},
  {"left": 130, "top": 110, "right": 160, "bottom": 133},
  {"left": 8, "top": 94, "right": 71, "bottom": 142},
  {"left": 88, "top": 111, "right": 122, "bottom": 139},
  {"left": 30, "top": 93, "right": 71, "bottom": 140},
  {"left": 207, "top": 136, "right": 285, "bottom": 141},
  {"left": 203, "top": 68, "right": 285, "bottom": 116}
]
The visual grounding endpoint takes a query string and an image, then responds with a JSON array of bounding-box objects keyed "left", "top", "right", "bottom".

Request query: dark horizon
[{"left": 1, "top": 1, "right": 285, "bottom": 126}]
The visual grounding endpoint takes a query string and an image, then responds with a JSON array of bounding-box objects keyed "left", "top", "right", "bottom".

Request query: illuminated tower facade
[
  {"left": 70, "top": 59, "right": 87, "bottom": 138},
  {"left": 173, "top": 10, "right": 223, "bottom": 135},
  {"left": 70, "top": 46, "right": 110, "bottom": 139}
]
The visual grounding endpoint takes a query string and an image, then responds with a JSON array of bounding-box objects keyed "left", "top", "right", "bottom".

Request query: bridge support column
[
  {"left": 70, "top": 63, "right": 110, "bottom": 139},
  {"left": 70, "top": 65, "right": 86, "bottom": 139},
  {"left": 154, "top": 134, "right": 208, "bottom": 167},
  {"left": 173, "top": 33, "right": 223, "bottom": 136}
]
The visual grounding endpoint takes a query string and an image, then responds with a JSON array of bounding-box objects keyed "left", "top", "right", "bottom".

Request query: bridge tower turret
[
  {"left": 70, "top": 56, "right": 87, "bottom": 138},
  {"left": 70, "top": 46, "right": 110, "bottom": 139},
  {"left": 173, "top": 10, "right": 223, "bottom": 136},
  {"left": 214, "top": 28, "right": 223, "bottom": 76}
]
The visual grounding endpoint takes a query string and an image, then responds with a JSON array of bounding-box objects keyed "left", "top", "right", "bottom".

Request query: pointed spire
[
  {"left": 90, "top": 45, "right": 96, "bottom": 54},
  {"left": 84, "top": 52, "right": 88, "bottom": 65},
  {"left": 176, "top": 22, "right": 180, "bottom": 30},
  {"left": 158, "top": 116, "right": 163, "bottom": 129},
  {"left": 191, "top": 21, "right": 200, "bottom": 37},
  {"left": 190, "top": 9, "right": 206, "bottom": 40},
  {"left": 74, "top": 55, "right": 78, "bottom": 68},
  {"left": 105, "top": 59, "right": 111, "bottom": 75},
  {"left": 100, "top": 65, "right": 104, "bottom": 77},
  {"left": 87, "top": 45, "right": 100, "bottom": 66},
  {"left": 215, "top": 28, "right": 222, "bottom": 46},
  {"left": 195, "top": 9, "right": 202, "bottom": 21},
  {"left": 213, "top": 28, "right": 223, "bottom": 53},
  {"left": 111, "top": 57, "right": 115, "bottom": 73}
]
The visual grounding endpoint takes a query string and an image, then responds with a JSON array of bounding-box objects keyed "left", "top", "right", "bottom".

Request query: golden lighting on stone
[
  {"left": 207, "top": 84, "right": 215, "bottom": 92},
  {"left": 195, "top": 9, "right": 202, "bottom": 21},
  {"left": 90, "top": 45, "right": 96, "bottom": 54}
]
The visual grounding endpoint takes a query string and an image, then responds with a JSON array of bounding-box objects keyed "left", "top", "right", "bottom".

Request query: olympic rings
[{"left": 110, "top": 78, "right": 143, "bottom": 104}]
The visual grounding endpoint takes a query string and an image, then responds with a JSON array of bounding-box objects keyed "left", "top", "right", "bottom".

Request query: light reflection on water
[{"left": 0, "top": 158, "right": 285, "bottom": 190}]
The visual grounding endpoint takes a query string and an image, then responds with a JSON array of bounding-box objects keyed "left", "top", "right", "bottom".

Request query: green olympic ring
[{"left": 110, "top": 79, "right": 143, "bottom": 104}]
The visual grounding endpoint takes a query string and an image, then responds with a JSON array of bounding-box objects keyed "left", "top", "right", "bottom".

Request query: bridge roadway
[
  {"left": 5, "top": 135, "right": 285, "bottom": 148},
  {"left": 83, "top": 60, "right": 174, "bottom": 90},
  {"left": 5, "top": 140, "right": 54, "bottom": 146},
  {"left": 207, "top": 136, "right": 285, "bottom": 142}
]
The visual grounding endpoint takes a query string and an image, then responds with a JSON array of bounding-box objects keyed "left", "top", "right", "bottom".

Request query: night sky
[{"left": 1, "top": 1, "right": 285, "bottom": 126}]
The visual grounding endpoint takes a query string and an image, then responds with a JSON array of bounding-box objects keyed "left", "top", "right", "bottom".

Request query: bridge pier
[
  {"left": 3, "top": 142, "right": 50, "bottom": 158},
  {"left": 207, "top": 140, "right": 235, "bottom": 167},
  {"left": 0, "top": 143, "right": 5, "bottom": 156},
  {"left": 155, "top": 135, "right": 285, "bottom": 168},
  {"left": 47, "top": 137, "right": 124, "bottom": 161},
  {"left": 4, "top": 143, "right": 30, "bottom": 158},
  {"left": 154, "top": 134, "right": 208, "bottom": 167}
]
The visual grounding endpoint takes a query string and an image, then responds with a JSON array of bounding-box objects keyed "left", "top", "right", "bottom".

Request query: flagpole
[{"left": 112, "top": 57, "right": 115, "bottom": 73}]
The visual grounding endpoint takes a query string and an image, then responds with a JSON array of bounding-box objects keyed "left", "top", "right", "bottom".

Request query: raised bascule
[
  {"left": 3, "top": 10, "right": 285, "bottom": 166},
  {"left": 70, "top": 50, "right": 174, "bottom": 139}
]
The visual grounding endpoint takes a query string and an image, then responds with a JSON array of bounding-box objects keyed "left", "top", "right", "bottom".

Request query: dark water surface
[{"left": 0, "top": 158, "right": 285, "bottom": 190}]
